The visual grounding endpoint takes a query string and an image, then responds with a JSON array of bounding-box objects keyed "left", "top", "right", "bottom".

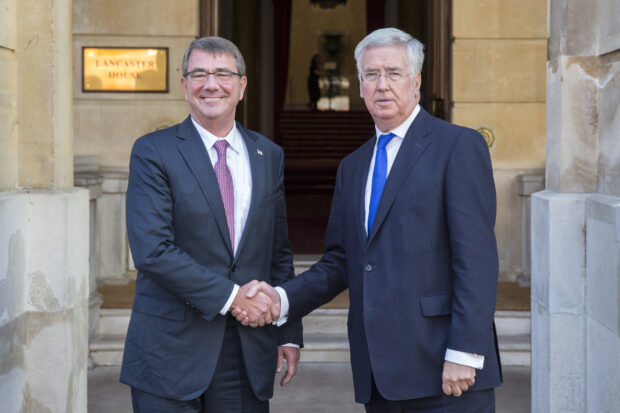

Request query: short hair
[
  {"left": 182, "top": 37, "right": 246, "bottom": 76},
  {"left": 354, "top": 28, "right": 424, "bottom": 80}
]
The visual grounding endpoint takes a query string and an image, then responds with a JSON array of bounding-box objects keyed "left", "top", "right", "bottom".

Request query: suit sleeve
[
  {"left": 444, "top": 129, "right": 499, "bottom": 355},
  {"left": 282, "top": 160, "right": 349, "bottom": 322},
  {"left": 270, "top": 149, "right": 304, "bottom": 346},
  {"left": 126, "top": 137, "right": 235, "bottom": 320}
]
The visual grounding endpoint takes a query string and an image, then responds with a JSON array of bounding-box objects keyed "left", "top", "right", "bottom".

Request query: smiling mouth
[{"left": 200, "top": 96, "right": 225, "bottom": 102}]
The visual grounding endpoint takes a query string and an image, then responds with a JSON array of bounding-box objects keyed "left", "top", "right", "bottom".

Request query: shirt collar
[
  {"left": 191, "top": 117, "right": 241, "bottom": 154},
  {"left": 374, "top": 104, "right": 420, "bottom": 140}
]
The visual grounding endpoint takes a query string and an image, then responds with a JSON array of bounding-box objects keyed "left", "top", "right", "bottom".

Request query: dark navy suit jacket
[
  {"left": 120, "top": 116, "right": 302, "bottom": 401},
  {"left": 282, "top": 108, "right": 502, "bottom": 403}
]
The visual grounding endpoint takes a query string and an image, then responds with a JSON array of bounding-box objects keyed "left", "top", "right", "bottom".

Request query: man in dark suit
[
  {"left": 238, "top": 28, "right": 502, "bottom": 412},
  {"left": 120, "top": 36, "right": 302, "bottom": 412}
]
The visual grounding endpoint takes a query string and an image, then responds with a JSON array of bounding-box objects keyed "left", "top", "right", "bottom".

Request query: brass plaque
[
  {"left": 477, "top": 127, "right": 495, "bottom": 148},
  {"left": 82, "top": 47, "right": 168, "bottom": 92}
]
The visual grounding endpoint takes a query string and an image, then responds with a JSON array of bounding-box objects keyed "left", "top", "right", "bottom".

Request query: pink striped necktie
[{"left": 213, "top": 140, "right": 235, "bottom": 249}]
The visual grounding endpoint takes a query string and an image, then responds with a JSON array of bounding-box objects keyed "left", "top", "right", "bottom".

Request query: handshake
[{"left": 230, "top": 281, "right": 281, "bottom": 327}]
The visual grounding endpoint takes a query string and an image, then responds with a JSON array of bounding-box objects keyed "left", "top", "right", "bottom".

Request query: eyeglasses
[
  {"left": 361, "top": 71, "right": 412, "bottom": 83},
  {"left": 184, "top": 69, "right": 242, "bottom": 84}
]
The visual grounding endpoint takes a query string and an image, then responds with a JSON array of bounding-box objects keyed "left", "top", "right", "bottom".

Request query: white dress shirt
[
  {"left": 277, "top": 105, "right": 484, "bottom": 369},
  {"left": 191, "top": 118, "right": 251, "bottom": 314}
]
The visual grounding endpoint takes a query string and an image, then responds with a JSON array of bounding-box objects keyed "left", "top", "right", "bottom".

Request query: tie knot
[
  {"left": 377, "top": 133, "right": 395, "bottom": 150},
  {"left": 214, "top": 139, "right": 229, "bottom": 157}
]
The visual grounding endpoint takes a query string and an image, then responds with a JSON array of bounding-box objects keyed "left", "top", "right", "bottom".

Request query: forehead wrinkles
[{"left": 189, "top": 52, "right": 236, "bottom": 69}]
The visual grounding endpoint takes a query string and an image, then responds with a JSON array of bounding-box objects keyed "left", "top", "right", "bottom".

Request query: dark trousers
[
  {"left": 365, "top": 377, "right": 495, "bottom": 413},
  {"left": 131, "top": 319, "right": 269, "bottom": 413}
]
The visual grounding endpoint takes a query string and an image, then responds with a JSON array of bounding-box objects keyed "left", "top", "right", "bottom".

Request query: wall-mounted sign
[{"left": 82, "top": 47, "right": 168, "bottom": 92}]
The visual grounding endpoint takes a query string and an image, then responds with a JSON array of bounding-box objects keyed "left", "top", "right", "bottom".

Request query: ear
[
  {"left": 414, "top": 72, "right": 422, "bottom": 93},
  {"left": 180, "top": 76, "right": 190, "bottom": 101},
  {"left": 239, "top": 76, "right": 248, "bottom": 101}
]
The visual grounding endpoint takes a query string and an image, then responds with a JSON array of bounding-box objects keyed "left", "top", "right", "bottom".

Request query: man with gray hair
[
  {"left": 238, "top": 27, "right": 502, "bottom": 412},
  {"left": 121, "top": 36, "right": 302, "bottom": 412}
]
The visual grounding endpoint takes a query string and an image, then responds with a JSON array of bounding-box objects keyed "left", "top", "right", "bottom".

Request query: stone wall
[
  {"left": 0, "top": 1, "right": 90, "bottom": 411},
  {"left": 0, "top": 0, "right": 17, "bottom": 191},
  {"left": 532, "top": 0, "right": 620, "bottom": 411},
  {"left": 72, "top": 0, "right": 199, "bottom": 169},
  {"left": 452, "top": 0, "right": 547, "bottom": 281},
  {"left": 71, "top": 0, "right": 201, "bottom": 292},
  {"left": 0, "top": 190, "right": 89, "bottom": 412}
]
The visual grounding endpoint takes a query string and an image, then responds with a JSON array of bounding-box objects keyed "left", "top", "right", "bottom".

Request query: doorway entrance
[{"left": 212, "top": 0, "right": 452, "bottom": 254}]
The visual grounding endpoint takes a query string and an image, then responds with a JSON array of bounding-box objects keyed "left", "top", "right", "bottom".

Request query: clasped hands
[
  {"left": 230, "top": 281, "right": 280, "bottom": 327},
  {"left": 230, "top": 281, "right": 299, "bottom": 386}
]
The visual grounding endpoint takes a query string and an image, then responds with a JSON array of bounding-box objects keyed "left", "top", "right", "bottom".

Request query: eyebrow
[
  {"left": 364, "top": 66, "right": 404, "bottom": 72},
  {"left": 189, "top": 66, "right": 236, "bottom": 73}
]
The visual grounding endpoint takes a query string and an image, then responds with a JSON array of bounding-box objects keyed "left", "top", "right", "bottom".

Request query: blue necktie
[{"left": 368, "top": 133, "right": 395, "bottom": 236}]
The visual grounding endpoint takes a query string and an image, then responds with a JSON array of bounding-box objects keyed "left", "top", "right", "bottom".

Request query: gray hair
[
  {"left": 354, "top": 28, "right": 424, "bottom": 80},
  {"left": 182, "top": 36, "right": 246, "bottom": 76}
]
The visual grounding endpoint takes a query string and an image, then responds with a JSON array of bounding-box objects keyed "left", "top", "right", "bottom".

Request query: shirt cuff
[
  {"left": 280, "top": 343, "right": 300, "bottom": 348},
  {"left": 219, "top": 284, "right": 239, "bottom": 315},
  {"left": 274, "top": 286, "right": 289, "bottom": 326},
  {"left": 445, "top": 348, "right": 485, "bottom": 370}
]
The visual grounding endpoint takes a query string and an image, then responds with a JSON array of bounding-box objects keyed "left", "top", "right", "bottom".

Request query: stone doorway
[{"left": 216, "top": 0, "right": 452, "bottom": 254}]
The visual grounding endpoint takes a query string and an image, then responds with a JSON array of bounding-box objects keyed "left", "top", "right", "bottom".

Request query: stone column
[
  {"left": 517, "top": 174, "right": 545, "bottom": 287},
  {"left": 0, "top": 1, "right": 89, "bottom": 412},
  {"left": 98, "top": 169, "right": 130, "bottom": 284},
  {"left": 531, "top": 0, "right": 620, "bottom": 412},
  {"left": 74, "top": 156, "right": 104, "bottom": 341}
]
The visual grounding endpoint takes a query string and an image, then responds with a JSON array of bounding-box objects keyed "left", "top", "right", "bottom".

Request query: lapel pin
[{"left": 257, "top": 149, "right": 263, "bottom": 156}]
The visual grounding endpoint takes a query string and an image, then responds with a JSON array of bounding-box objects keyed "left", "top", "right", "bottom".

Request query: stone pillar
[
  {"left": 0, "top": 1, "right": 89, "bottom": 412},
  {"left": 517, "top": 174, "right": 545, "bottom": 287},
  {"left": 74, "top": 156, "right": 104, "bottom": 340},
  {"left": 98, "top": 169, "right": 130, "bottom": 284},
  {"left": 531, "top": 191, "right": 587, "bottom": 413},
  {"left": 532, "top": 0, "right": 620, "bottom": 411}
]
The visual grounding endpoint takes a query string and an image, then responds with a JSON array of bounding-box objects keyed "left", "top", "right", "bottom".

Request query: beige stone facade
[
  {"left": 0, "top": 1, "right": 89, "bottom": 411},
  {"left": 453, "top": 0, "right": 547, "bottom": 282},
  {"left": 0, "top": 1, "right": 561, "bottom": 411},
  {"left": 72, "top": 0, "right": 198, "bottom": 170},
  {"left": 532, "top": 0, "right": 620, "bottom": 411}
]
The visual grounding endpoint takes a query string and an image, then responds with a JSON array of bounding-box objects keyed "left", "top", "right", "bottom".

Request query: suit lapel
[
  {"left": 233, "top": 125, "right": 264, "bottom": 261},
  {"left": 176, "top": 116, "right": 234, "bottom": 256},
  {"left": 367, "top": 109, "right": 432, "bottom": 244}
]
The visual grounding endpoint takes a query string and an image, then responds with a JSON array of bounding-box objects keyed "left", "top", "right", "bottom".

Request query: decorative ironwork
[{"left": 310, "top": 0, "right": 347, "bottom": 9}]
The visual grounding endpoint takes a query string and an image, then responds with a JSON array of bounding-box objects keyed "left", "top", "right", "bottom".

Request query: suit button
[
  {"left": 231, "top": 265, "right": 237, "bottom": 272},
  {"left": 364, "top": 264, "right": 374, "bottom": 272}
]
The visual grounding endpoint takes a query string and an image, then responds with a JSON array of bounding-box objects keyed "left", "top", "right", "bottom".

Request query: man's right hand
[
  {"left": 231, "top": 281, "right": 281, "bottom": 327},
  {"left": 230, "top": 281, "right": 276, "bottom": 327}
]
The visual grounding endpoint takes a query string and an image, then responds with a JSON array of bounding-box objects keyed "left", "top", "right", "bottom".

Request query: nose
[
  {"left": 203, "top": 73, "right": 220, "bottom": 89},
  {"left": 376, "top": 73, "right": 389, "bottom": 90}
]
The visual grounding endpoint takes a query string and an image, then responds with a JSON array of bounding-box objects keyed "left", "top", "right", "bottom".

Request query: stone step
[
  {"left": 301, "top": 333, "right": 351, "bottom": 363},
  {"left": 91, "top": 308, "right": 530, "bottom": 367},
  {"left": 497, "top": 334, "right": 531, "bottom": 367},
  {"left": 97, "top": 308, "right": 131, "bottom": 336},
  {"left": 90, "top": 334, "right": 125, "bottom": 367},
  {"left": 495, "top": 311, "right": 531, "bottom": 336},
  {"left": 302, "top": 309, "right": 347, "bottom": 335},
  {"left": 89, "top": 333, "right": 529, "bottom": 367}
]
